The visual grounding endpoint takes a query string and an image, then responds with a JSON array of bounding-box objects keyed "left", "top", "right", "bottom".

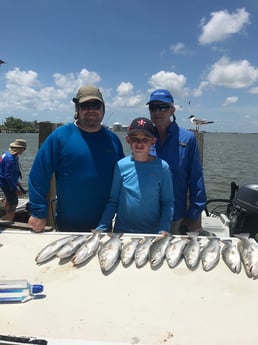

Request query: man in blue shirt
[
  {"left": 147, "top": 89, "right": 206, "bottom": 234},
  {"left": 0, "top": 139, "right": 27, "bottom": 221},
  {"left": 28, "top": 86, "right": 124, "bottom": 232}
]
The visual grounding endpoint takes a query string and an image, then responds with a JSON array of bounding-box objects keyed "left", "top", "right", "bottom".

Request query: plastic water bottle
[{"left": 0, "top": 280, "right": 44, "bottom": 303}]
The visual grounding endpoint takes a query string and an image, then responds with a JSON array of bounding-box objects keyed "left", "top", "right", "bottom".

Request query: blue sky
[{"left": 0, "top": 0, "right": 257, "bottom": 132}]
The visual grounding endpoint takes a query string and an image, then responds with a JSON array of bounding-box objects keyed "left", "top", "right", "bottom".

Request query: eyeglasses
[
  {"left": 149, "top": 104, "right": 171, "bottom": 112},
  {"left": 129, "top": 136, "right": 153, "bottom": 144},
  {"left": 80, "top": 100, "right": 102, "bottom": 110}
]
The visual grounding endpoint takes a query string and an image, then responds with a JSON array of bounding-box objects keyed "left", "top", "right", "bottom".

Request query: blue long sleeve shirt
[
  {"left": 29, "top": 123, "right": 124, "bottom": 231},
  {"left": 0, "top": 151, "right": 20, "bottom": 191},
  {"left": 97, "top": 155, "right": 174, "bottom": 234},
  {"left": 155, "top": 122, "right": 206, "bottom": 221}
]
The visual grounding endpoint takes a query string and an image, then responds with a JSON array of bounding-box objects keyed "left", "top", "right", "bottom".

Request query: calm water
[
  {"left": 1, "top": 131, "right": 258, "bottom": 201},
  {"left": 203, "top": 132, "right": 258, "bottom": 199}
]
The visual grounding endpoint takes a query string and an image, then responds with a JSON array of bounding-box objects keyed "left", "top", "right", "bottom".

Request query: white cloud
[
  {"left": 223, "top": 96, "right": 238, "bottom": 106},
  {"left": 170, "top": 42, "right": 184, "bottom": 54},
  {"left": 170, "top": 42, "right": 192, "bottom": 56},
  {"left": 148, "top": 70, "right": 188, "bottom": 99},
  {"left": 0, "top": 67, "right": 102, "bottom": 115},
  {"left": 3, "top": 68, "right": 39, "bottom": 111},
  {"left": 207, "top": 57, "right": 258, "bottom": 88},
  {"left": 53, "top": 68, "right": 101, "bottom": 93},
  {"left": 117, "top": 82, "right": 134, "bottom": 96},
  {"left": 6, "top": 67, "right": 39, "bottom": 87},
  {"left": 192, "top": 81, "right": 209, "bottom": 97},
  {"left": 111, "top": 82, "right": 143, "bottom": 107},
  {"left": 199, "top": 8, "right": 250, "bottom": 45},
  {"left": 249, "top": 87, "right": 258, "bottom": 94}
]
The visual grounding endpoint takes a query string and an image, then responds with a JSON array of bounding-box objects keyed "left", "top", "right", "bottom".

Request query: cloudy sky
[{"left": 0, "top": 0, "right": 257, "bottom": 132}]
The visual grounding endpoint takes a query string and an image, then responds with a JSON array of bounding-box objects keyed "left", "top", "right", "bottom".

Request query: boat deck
[{"left": 0, "top": 216, "right": 258, "bottom": 345}]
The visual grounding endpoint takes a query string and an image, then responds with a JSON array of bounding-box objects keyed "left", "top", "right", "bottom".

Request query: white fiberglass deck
[{"left": 0, "top": 226, "right": 258, "bottom": 345}]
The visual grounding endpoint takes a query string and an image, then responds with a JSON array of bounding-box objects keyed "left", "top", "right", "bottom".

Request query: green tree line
[{"left": 0, "top": 117, "right": 38, "bottom": 132}]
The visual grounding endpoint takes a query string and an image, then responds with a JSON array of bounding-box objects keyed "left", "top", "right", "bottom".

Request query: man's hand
[
  {"left": 159, "top": 231, "right": 169, "bottom": 236},
  {"left": 28, "top": 216, "right": 47, "bottom": 232}
]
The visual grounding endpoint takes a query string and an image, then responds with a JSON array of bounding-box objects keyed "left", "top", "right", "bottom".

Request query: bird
[{"left": 188, "top": 115, "right": 214, "bottom": 131}]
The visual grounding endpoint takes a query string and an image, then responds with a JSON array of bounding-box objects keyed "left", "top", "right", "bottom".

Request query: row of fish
[{"left": 35, "top": 231, "right": 258, "bottom": 278}]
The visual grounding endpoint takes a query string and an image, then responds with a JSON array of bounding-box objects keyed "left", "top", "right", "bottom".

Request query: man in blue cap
[{"left": 147, "top": 89, "right": 206, "bottom": 234}]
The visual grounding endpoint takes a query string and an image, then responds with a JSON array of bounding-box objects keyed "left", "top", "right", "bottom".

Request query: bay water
[{"left": 1, "top": 131, "right": 258, "bottom": 201}]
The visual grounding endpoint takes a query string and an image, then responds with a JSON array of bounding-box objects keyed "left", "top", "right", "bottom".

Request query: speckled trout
[
  {"left": 221, "top": 240, "right": 241, "bottom": 274},
  {"left": 236, "top": 234, "right": 258, "bottom": 279},
  {"left": 72, "top": 231, "right": 102, "bottom": 266},
  {"left": 35, "top": 235, "right": 78, "bottom": 264},
  {"left": 200, "top": 238, "right": 221, "bottom": 272},
  {"left": 134, "top": 236, "right": 154, "bottom": 268},
  {"left": 98, "top": 233, "right": 122, "bottom": 273},
  {"left": 56, "top": 235, "right": 89, "bottom": 259},
  {"left": 149, "top": 235, "right": 171, "bottom": 269},
  {"left": 121, "top": 238, "right": 141, "bottom": 266},
  {"left": 183, "top": 232, "right": 201, "bottom": 269},
  {"left": 166, "top": 238, "right": 190, "bottom": 268}
]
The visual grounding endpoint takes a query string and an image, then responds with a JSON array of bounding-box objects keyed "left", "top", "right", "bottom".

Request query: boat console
[{"left": 228, "top": 182, "right": 258, "bottom": 238}]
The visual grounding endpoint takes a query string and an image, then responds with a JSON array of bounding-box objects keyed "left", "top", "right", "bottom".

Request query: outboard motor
[{"left": 228, "top": 183, "right": 258, "bottom": 238}]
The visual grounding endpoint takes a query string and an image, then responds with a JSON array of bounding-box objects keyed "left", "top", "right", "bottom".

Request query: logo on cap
[{"left": 137, "top": 119, "right": 146, "bottom": 127}]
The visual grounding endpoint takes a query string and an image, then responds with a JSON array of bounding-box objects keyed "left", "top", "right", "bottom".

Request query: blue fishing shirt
[
  {"left": 29, "top": 123, "right": 124, "bottom": 231},
  {"left": 0, "top": 151, "right": 20, "bottom": 191},
  {"left": 97, "top": 155, "right": 174, "bottom": 233},
  {"left": 155, "top": 122, "right": 206, "bottom": 221}
]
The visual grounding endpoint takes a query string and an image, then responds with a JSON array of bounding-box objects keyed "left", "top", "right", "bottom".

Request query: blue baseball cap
[{"left": 147, "top": 89, "right": 174, "bottom": 104}]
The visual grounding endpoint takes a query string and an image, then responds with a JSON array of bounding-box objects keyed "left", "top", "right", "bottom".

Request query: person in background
[
  {"left": 147, "top": 89, "right": 206, "bottom": 234},
  {"left": 28, "top": 85, "right": 124, "bottom": 232},
  {"left": 0, "top": 139, "right": 27, "bottom": 221},
  {"left": 96, "top": 117, "right": 174, "bottom": 234}
]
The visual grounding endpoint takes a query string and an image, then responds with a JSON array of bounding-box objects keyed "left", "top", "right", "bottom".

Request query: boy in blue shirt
[{"left": 97, "top": 117, "right": 174, "bottom": 234}]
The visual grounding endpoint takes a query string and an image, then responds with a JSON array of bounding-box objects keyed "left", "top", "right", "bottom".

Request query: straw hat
[{"left": 9, "top": 139, "right": 27, "bottom": 155}]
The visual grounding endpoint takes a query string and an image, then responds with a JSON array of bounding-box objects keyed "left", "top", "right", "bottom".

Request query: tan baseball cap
[{"left": 72, "top": 86, "right": 104, "bottom": 104}]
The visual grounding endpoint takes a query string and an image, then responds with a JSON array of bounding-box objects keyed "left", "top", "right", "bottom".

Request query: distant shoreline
[{"left": 0, "top": 129, "right": 39, "bottom": 133}]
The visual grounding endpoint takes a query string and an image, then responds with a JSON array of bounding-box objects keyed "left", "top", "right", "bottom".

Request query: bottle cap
[{"left": 32, "top": 284, "right": 44, "bottom": 294}]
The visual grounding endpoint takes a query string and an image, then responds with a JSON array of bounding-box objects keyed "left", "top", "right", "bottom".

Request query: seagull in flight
[{"left": 188, "top": 115, "right": 214, "bottom": 131}]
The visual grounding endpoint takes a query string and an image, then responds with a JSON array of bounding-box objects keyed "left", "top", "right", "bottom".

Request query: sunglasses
[
  {"left": 80, "top": 100, "right": 102, "bottom": 110},
  {"left": 129, "top": 136, "right": 153, "bottom": 144},
  {"left": 149, "top": 104, "right": 171, "bottom": 112}
]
